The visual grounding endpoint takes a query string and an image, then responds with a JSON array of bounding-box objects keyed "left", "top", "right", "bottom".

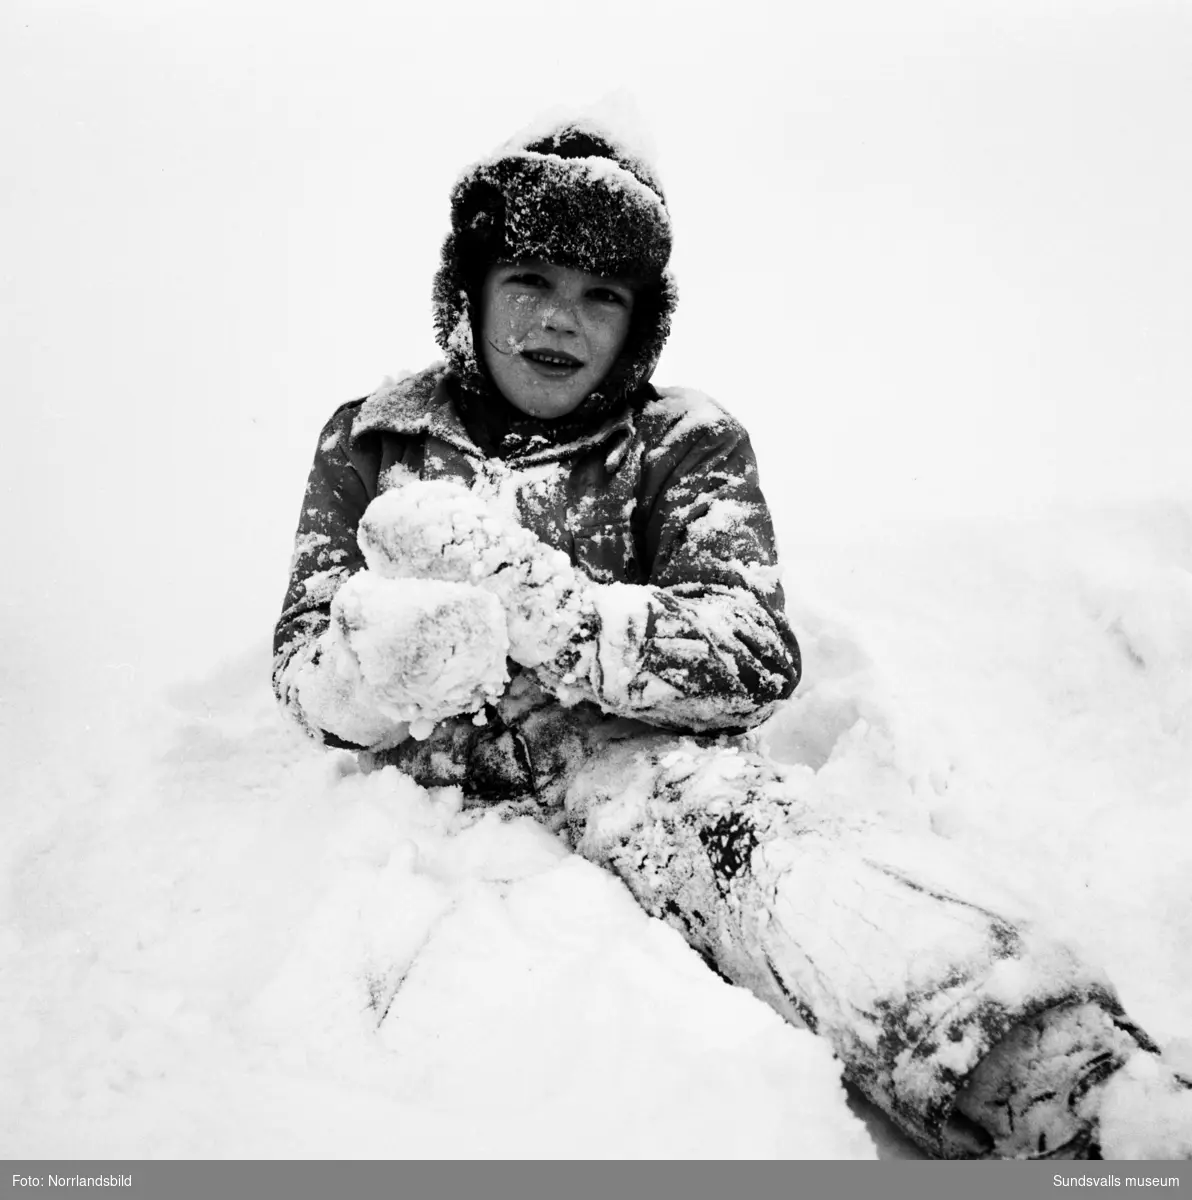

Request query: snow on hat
[{"left": 432, "top": 120, "right": 678, "bottom": 413}]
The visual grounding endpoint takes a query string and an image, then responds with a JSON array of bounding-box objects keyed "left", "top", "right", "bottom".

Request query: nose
[{"left": 540, "top": 298, "right": 579, "bottom": 333}]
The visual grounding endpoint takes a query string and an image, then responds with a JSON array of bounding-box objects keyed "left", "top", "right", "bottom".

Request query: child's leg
[{"left": 560, "top": 731, "right": 1156, "bottom": 1158}]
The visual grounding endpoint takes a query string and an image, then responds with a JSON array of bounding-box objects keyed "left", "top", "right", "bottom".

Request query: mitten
[
  {"left": 359, "top": 480, "right": 593, "bottom": 670},
  {"left": 329, "top": 570, "right": 509, "bottom": 739}
]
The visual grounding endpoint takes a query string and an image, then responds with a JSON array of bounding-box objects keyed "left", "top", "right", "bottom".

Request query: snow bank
[
  {"left": 0, "top": 649, "right": 871, "bottom": 1159},
  {"left": 765, "top": 499, "right": 1192, "bottom": 1060},
  {"left": 3, "top": 498, "right": 1189, "bottom": 1158}
]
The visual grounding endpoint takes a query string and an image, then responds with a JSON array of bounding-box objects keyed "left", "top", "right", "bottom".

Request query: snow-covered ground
[{"left": 2, "top": 497, "right": 1189, "bottom": 1159}]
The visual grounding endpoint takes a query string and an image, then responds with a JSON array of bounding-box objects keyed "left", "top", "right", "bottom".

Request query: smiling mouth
[{"left": 521, "top": 348, "right": 584, "bottom": 375}]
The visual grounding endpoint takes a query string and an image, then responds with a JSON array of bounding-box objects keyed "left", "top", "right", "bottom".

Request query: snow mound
[
  {"left": 7, "top": 499, "right": 1190, "bottom": 1159},
  {"left": 1, "top": 643, "right": 875, "bottom": 1159}
]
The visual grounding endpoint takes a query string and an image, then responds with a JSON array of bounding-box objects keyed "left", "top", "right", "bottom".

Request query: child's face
[{"left": 479, "top": 260, "right": 635, "bottom": 419}]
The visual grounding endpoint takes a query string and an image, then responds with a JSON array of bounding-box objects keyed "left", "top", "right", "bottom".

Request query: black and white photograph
[{"left": 3, "top": 0, "right": 1190, "bottom": 1174}]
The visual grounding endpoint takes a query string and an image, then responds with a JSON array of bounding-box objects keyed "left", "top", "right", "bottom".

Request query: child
[
  {"left": 273, "top": 121, "right": 800, "bottom": 798},
  {"left": 274, "top": 121, "right": 1185, "bottom": 1158}
]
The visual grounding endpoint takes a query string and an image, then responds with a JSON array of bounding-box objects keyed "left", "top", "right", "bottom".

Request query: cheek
[
  {"left": 485, "top": 295, "right": 534, "bottom": 344},
  {"left": 514, "top": 298, "right": 547, "bottom": 340},
  {"left": 590, "top": 311, "right": 632, "bottom": 363}
]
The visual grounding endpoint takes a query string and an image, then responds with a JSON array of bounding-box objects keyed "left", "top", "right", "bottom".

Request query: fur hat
[{"left": 432, "top": 121, "right": 678, "bottom": 425}]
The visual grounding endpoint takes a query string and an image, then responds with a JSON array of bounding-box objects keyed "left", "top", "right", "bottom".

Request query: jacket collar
[{"left": 351, "top": 364, "right": 640, "bottom": 469}]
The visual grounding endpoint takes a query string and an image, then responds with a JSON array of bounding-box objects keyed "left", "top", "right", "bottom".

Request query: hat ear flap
[
  {"left": 452, "top": 180, "right": 507, "bottom": 279},
  {"left": 433, "top": 180, "right": 509, "bottom": 388}
]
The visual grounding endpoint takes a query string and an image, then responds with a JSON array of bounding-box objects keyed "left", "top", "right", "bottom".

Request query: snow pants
[{"left": 373, "top": 674, "right": 1151, "bottom": 1158}]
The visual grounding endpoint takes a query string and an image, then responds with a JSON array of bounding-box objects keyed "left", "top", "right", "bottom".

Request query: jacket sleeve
[
  {"left": 271, "top": 403, "right": 409, "bottom": 750},
  {"left": 551, "top": 408, "right": 801, "bottom": 733}
]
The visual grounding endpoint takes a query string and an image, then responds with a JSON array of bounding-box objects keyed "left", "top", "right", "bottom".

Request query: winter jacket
[{"left": 273, "top": 365, "right": 801, "bottom": 796}]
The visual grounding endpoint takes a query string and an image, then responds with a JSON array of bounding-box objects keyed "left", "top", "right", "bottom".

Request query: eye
[
  {"left": 588, "top": 287, "right": 629, "bottom": 307},
  {"left": 506, "top": 272, "right": 549, "bottom": 288}
]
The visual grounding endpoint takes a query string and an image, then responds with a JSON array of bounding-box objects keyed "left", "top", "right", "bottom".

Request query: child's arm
[
  {"left": 544, "top": 400, "right": 801, "bottom": 732},
  {"left": 272, "top": 403, "right": 409, "bottom": 750},
  {"left": 600, "top": 408, "right": 800, "bottom": 729}
]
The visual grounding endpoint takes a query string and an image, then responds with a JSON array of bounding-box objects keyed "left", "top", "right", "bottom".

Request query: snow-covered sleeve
[
  {"left": 271, "top": 403, "right": 409, "bottom": 751},
  {"left": 548, "top": 403, "right": 802, "bottom": 733}
]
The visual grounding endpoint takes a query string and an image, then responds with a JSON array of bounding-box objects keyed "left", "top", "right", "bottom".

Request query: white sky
[{"left": 3, "top": 0, "right": 1191, "bottom": 691}]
